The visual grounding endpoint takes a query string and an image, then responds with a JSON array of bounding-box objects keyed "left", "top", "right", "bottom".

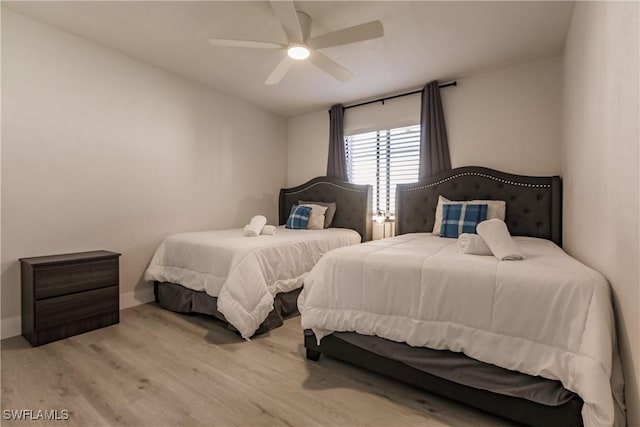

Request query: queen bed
[
  {"left": 299, "top": 166, "right": 625, "bottom": 427},
  {"left": 146, "top": 176, "right": 372, "bottom": 339}
]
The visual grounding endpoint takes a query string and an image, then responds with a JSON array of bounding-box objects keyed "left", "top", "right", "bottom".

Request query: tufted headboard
[
  {"left": 395, "top": 166, "right": 562, "bottom": 246},
  {"left": 279, "top": 177, "right": 373, "bottom": 241}
]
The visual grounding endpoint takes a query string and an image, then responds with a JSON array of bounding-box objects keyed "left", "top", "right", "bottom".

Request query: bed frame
[
  {"left": 395, "top": 165, "right": 562, "bottom": 245},
  {"left": 279, "top": 175, "right": 372, "bottom": 241},
  {"left": 304, "top": 167, "right": 583, "bottom": 427},
  {"left": 154, "top": 176, "right": 372, "bottom": 335}
]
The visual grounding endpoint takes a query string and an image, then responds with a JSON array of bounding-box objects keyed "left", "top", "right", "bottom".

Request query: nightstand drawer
[
  {"left": 35, "top": 285, "right": 119, "bottom": 329},
  {"left": 21, "top": 250, "right": 121, "bottom": 346},
  {"left": 34, "top": 258, "right": 118, "bottom": 299}
]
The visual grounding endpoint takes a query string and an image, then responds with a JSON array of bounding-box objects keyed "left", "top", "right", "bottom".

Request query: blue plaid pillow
[
  {"left": 285, "top": 205, "right": 312, "bottom": 229},
  {"left": 440, "top": 204, "right": 488, "bottom": 238}
]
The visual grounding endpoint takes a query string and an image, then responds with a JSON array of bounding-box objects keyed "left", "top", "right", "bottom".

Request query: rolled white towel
[
  {"left": 457, "top": 233, "right": 492, "bottom": 255},
  {"left": 243, "top": 215, "right": 267, "bottom": 237},
  {"left": 260, "top": 225, "right": 277, "bottom": 236},
  {"left": 476, "top": 219, "right": 524, "bottom": 261}
]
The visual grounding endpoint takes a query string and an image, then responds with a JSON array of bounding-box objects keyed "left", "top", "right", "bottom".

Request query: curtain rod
[{"left": 340, "top": 81, "right": 457, "bottom": 111}]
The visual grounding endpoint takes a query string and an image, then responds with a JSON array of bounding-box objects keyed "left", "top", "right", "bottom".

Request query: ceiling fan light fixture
[
  {"left": 287, "top": 45, "right": 310, "bottom": 60},
  {"left": 209, "top": 0, "right": 384, "bottom": 84}
]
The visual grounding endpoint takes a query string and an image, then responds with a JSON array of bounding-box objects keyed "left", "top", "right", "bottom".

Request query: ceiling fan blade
[
  {"left": 269, "top": 0, "right": 304, "bottom": 44},
  {"left": 308, "top": 51, "right": 353, "bottom": 82},
  {"left": 265, "top": 56, "right": 295, "bottom": 85},
  {"left": 208, "top": 39, "right": 285, "bottom": 49},
  {"left": 306, "top": 21, "right": 384, "bottom": 50}
]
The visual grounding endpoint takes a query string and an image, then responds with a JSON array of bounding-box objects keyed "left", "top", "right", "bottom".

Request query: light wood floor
[{"left": 2, "top": 304, "right": 518, "bottom": 427}]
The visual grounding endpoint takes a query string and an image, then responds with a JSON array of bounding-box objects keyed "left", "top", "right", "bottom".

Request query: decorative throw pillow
[
  {"left": 432, "top": 196, "right": 506, "bottom": 234},
  {"left": 285, "top": 205, "right": 312, "bottom": 229},
  {"left": 299, "top": 200, "right": 337, "bottom": 228},
  {"left": 299, "top": 204, "right": 328, "bottom": 230},
  {"left": 440, "top": 203, "right": 488, "bottom": 238}
]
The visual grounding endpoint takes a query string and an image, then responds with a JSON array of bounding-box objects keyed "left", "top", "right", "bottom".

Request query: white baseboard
[
  {"left": 1, "top": 317, "right": 22, "bottom": 340},
  {"left": 120, "top": 285, "right": 155, "bottom": 310},
  {"left": 0, "top": 286, "right": 156, "bottom": 340}
]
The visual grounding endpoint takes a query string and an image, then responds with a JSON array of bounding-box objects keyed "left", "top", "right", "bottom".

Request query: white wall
[
  {"left": 562, "top": 2, "right": 640, "bottom": 426},
  {"left": 286, "top": 55, "right": 563, "bottom": 186},
  {"left": 445, "top": 56, "right": 562, "bottom": 175},
  {"left": 1, "top": 9, "right": 287, "bottom": 336},
  {"left": 287, "top": 109, "right": 330, "bottom": 187},
  {"left": 344, "top": 93, "right": 421, "bottom": 136}
]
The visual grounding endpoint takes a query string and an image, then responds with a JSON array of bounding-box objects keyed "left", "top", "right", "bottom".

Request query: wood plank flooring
[{"left": 1, "top": 304, "right": 518, "bottom": 426}]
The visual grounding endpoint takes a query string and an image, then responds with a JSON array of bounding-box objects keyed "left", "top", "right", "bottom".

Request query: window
[{"left": 345, "top": 124, "right": 420, "bottom": 217}]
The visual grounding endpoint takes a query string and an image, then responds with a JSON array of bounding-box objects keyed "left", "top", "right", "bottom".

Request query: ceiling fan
[{"left": 208, "top": 0, "right": 384, "bottom": 85}]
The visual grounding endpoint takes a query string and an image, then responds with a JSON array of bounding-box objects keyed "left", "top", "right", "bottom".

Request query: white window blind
[{"left": 345, "top": 124, "right": 420, "bottom": 217}]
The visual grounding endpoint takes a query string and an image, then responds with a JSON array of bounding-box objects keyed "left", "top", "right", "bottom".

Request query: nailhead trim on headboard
[
  {"left": 285, "top": 181, "right": 365, "bottom": 195},
  {"left": 395, "top": 166, "right": 561, "bottom": 246},
  {"left": 279, "top": 177, "right": 373, "bottom": 241},
  {"left": 400, "top": 172, "right": 552, "bottom": 192}
]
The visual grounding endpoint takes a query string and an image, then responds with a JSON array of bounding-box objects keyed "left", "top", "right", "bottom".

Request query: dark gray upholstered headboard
[
  {"left": 396, "top": 166, "right": 562, "bottom": 246},
  {"left": 279, "top": 177, "right": 373, "bottom": 241}
]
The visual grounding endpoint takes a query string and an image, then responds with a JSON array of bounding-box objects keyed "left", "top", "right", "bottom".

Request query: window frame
[{"left": 345, "top": 124, "right": 420, "bottom": 218}]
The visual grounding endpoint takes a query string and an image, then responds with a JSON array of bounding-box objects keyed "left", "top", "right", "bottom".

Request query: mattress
[
  {"left": 298, "top": 233, "right": 625, "bottom": 427},
  {"left": 145, "top": 226, "right": 361, "bottom": 338}
]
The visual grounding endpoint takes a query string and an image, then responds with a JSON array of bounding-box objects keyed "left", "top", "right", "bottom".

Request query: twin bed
[
  {"left": 299, "top": 166, "right": 624, "bottom": 427},
  {"left": 145, "top": 167, "right": 624, "bottom": 427},
  {"left": 145, "top": 176, "right": 372, "bottom": 338}
]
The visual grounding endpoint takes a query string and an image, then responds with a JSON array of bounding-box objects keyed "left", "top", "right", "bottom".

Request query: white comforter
[
  {"left": 145, "top": 227, "right": 361, "bottom": 338},
  {"left": 299, "top": 233, "right": 625, "bottom": 427}
]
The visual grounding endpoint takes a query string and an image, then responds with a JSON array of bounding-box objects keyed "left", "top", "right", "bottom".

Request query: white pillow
[
  {"left": 432, "top": 195, "right": 506, "bottom": 234},
  {"left": 299, "top": 204, "right": 328, "bottom": 230}
]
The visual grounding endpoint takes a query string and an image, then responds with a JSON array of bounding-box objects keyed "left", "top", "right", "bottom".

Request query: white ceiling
[{"left": 3, "top": 1, "right": 574, "bottom": 117}]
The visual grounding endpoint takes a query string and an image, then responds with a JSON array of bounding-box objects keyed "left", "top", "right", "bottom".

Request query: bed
[
  {"left": 299, "top": 166, "right": 625, "bottom": 427},
  {"left": 146, "top": 176, "right": 372, "bottom": 339}
]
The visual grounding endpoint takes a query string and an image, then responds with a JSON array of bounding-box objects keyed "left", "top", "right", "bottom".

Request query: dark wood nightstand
[{"left": 20, "top": 250, "right": 121, "bottom": 346}]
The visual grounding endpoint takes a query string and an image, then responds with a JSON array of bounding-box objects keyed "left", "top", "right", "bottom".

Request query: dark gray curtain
[
  {"left": 326, "top": 104, "right": 348, "bottom": 180},
  {"left": 419, "top": 81, "right": 451, "bottom": 179}
]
